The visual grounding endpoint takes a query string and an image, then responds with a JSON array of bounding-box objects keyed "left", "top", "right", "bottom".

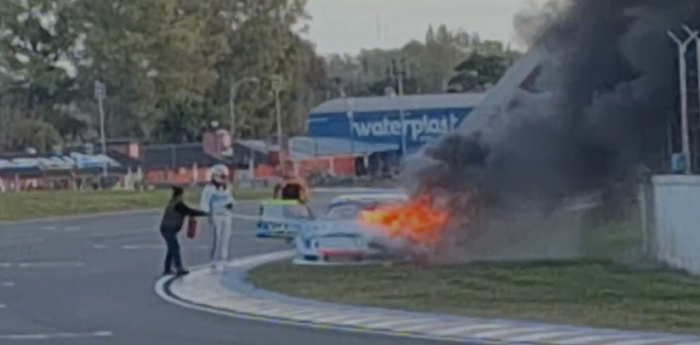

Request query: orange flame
[{"left": 359, "top": 194, "right": 450, "bottom": 246}]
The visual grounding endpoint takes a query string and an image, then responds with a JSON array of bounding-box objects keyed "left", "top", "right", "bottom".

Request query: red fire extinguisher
[{"left": 186, "top": 217, "right": 197, "bottom": 239}]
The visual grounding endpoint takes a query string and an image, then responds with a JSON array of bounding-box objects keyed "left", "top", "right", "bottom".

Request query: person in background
[
  {"left": 200, "top": 164, "right": 235, "bottom": 271},
  {"left": 273, "top": 162, "right": 309, "bottom": 204},
  {"left": 159, "top": 186, "right": 208, "bottom": 276}
]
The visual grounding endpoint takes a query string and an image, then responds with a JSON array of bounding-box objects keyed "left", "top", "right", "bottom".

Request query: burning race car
[
  {"left": 326, "top": 192, "right": 408, "bottom": 220},
  {"left": 255, "top": 200, "right": 315, "bottom": 240},
  {"left": 328, "top": 191, "right": 407, "bottom": 207},
  {"left": 293, "top": 191, "right": 433, "bottom": 265},
  {"left": 293, "top": 219, "right": 396, "bottom": 265}
]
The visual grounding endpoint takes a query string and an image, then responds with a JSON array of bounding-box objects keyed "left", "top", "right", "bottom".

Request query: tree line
[
  {"left": 323, "top": 24, "right": 521, "bottom": 98},
  {"left": 0, "top": 1, "right": 517, "bottom": 153}
]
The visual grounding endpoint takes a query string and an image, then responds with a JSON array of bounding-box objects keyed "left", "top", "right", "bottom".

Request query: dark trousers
[{"left": 160, "top": 230, "right": 183, "bottom": 272}]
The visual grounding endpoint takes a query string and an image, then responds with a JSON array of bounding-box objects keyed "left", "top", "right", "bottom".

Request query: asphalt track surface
[{"left": 0, "top": 195, "right": 464, "bottom": 345}]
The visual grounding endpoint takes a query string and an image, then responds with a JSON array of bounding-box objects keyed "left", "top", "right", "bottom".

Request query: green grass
[
  {"left": 0, "top": 188, "right": 269, "bottom": 221},
  {"left": 581, "top": 220, "right": 643, "bottom": 260},
  {"left": 249, "top": 260, "right": 700, "bottom": 333}
]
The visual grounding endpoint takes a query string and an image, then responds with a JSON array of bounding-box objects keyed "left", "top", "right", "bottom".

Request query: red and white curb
[{"left": 155, "top": 251, "right": 700, "bottom": 345}]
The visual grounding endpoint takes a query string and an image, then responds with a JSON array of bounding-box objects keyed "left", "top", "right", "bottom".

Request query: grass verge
[
  {"left": 581, "top": 220, "right": 643, "bottom": 260},
  {"left": 0, "top": 188, "right": 269, "bottom": 221},
  {"left": 249, "top": 259, "right": 700, "bottom": 333}
]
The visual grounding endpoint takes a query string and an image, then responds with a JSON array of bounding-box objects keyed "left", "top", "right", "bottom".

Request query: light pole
[
  {"left": 229, "top": 77, "right": 259, "bottom": 140},
  {"left": 346, "top": 98, "right": 355, "bottom": 156},
  {"left": 271, "top": 75, "right": 284, "bottom": 150},
  {"left": 94, "top": 81, "right": 107, "bottom": 179},
  {"left": 390, "top": 58, "right": 408, "bottom": 156},
  {"left": 684, "top": 25, "right": 700, "bottom": 162},
  {"left": 668, "top": 27, "right": 697, "bottom": 174}
]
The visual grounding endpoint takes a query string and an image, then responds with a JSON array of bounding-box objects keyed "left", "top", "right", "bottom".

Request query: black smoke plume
[{"left": 405, "top": 0, "right": 700, "bottom": 215}]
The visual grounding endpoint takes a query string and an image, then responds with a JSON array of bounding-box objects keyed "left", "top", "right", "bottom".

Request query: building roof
[
  {"left": 142, "top": 143, "right": 227, "bottom": 169},
  {"left": 290, "top": 137, "right": 398, "bottom": 156},
  {"left": 236, "top": 140, "right": 313, "bottom": 160},
  {"left": 237, "top": 137, "right": 398, "bottom": 159},
  {"left": 0, "top": 151, "right": 127, "bottom": 176},
  {"left": 310, "top": 93, "right": 486, "bottom": 114}
]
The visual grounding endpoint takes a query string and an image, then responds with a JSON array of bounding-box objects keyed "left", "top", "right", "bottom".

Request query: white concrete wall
[{"left": 649, "top": 175, "right": 700, "bottom": 274}]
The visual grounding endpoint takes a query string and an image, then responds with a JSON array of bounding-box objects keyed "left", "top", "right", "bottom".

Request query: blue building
[{"left": 307, "top": 93, "right": 486, "bottom": 153}]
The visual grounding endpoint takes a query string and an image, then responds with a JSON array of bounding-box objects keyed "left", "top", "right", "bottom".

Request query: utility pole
[
  {"left": 271, "top": 75, "right": 284, "bottom": 150},
  {"left": 684, "top": 25, "right": 700, "bottom": 174},
  {"left": 346, "top": 98, "right": 355, "bottom": 156},
  {"left": 94, "top": 80, "right": 107, "bottom": 180},
  {"left": 668, "top": 27, "right": 698, "bottom": 174},
  {"left": 389, "top": 58, "right": 408, "bottom": 155},
  {"left": 229, "top": 77, "right": 259, "bottom": 141}
]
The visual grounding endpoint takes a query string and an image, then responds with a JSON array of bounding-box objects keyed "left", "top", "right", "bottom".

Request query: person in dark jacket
[{"left": 159, "top": 186, "right": 208, "bottom": 276}]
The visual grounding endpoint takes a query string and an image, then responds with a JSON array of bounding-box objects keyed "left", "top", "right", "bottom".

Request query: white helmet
[{"left": 209, "top": 164, "right": 229, "bottom": 182}]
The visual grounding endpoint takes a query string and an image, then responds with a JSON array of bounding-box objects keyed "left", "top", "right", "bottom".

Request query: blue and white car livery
[
  {"left": 255, "top": 200, "right": 314, "bottom": 239},
  {"left": 327, "top": 191, "right": 408, "bottom": 216},
  {"left": 293, "top": 220, "right": 391, "bottom": 264},
  {"left": 293, "top": 192, "right": 407, "bottom": 265}
]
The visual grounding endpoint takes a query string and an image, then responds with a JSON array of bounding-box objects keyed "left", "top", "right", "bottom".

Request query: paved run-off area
[{"left": 0, "top": 195, "right": 455, "bottom": 345}]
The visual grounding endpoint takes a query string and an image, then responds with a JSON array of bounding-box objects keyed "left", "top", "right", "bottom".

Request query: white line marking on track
[
  {"left": 607, "top": 338, "right": 686, "bottom": 345},
  {"left": 0, "top": 304, "right": 6, "bottom": 308},
  {"left": 86, "top": 229, "right": 152, "bottom": 239},
  {"left": 0, "top": 262, "right": 85, "bottom": 268},
  {"left": 1, "top": 281, "right": 14, "bottom": 287},
  {"left": 432, "top": 323, "right": 510, "bottom": 336},
  {"left": 92, "top": 244, "right": 208, "bottom": 250},
  {"left": 372, "top": 318, "right": 439, "bottom": 330},
  {"left": 557, "top": 334, "right": 637, "bottom": 344},
  {"left": 122, "top": 244, "right": 210, "bottom": 250},
  {"left": 504, "top": 330, "right": 589, "bottom": 342},
  {"left": 0, "top": 238, "right": 45, "bottom": 247},
  {"left": 472, "top": 326, "right": 548, "bottom": 338},
  {"left": 0, "top": 331, "right": 113, "bottom": 340}
]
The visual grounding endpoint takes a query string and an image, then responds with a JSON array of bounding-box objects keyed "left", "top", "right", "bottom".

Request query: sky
[{"left": 305, "top": 0, "right": 547, "bottom": 55}]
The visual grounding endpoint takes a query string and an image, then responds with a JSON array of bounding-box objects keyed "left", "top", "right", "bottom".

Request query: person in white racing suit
[{"left": 199, "top": 164, "right": 235, "bottom": 271}]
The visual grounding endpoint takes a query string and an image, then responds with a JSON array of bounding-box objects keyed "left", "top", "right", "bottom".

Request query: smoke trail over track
[{"left": 406, "top": 0, "right": 700, "bottom": 216}]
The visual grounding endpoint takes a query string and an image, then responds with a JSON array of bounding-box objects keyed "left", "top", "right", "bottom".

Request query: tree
[
  {"left": 154, "top": 99, "right": 222, "bottom": 143},
  {"left": 446, "top": 41, "right": 521, "bottom": 93},
  {"left": 72, "top": 0, "right": 229, "bottom": 139},
  {"left": 5, "top": 118, "right": 63, "bottom": 152},
  {"left": 211, "top": 0, "right": 320, "bottom": 138},
  {"left": 0, "top": 0, "right": 86, "bottom": 148},
  {"left": 0, "top": 0, "right": 329, "bottom": 151},
  {"left": 323, "top": 24, "right": 501, "bottom": 96},
  {"left": 447, "top": 54, "right": 507, "bottom": 92}
]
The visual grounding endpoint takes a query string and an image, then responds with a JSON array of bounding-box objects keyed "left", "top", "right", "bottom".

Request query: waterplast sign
[
  {"left": 0, "top": 153, "right": 120, "bottom": 171},
  {"left": 351, "top": 113, "right": 461, "bottom": 142},
  {"left": 307, "top": 107, "right": 472, "bottom": 149}
]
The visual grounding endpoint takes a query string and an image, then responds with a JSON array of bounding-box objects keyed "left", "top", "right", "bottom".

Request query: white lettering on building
[{"left": 351, "top": 114, "right": 460, "bottom": 141}]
